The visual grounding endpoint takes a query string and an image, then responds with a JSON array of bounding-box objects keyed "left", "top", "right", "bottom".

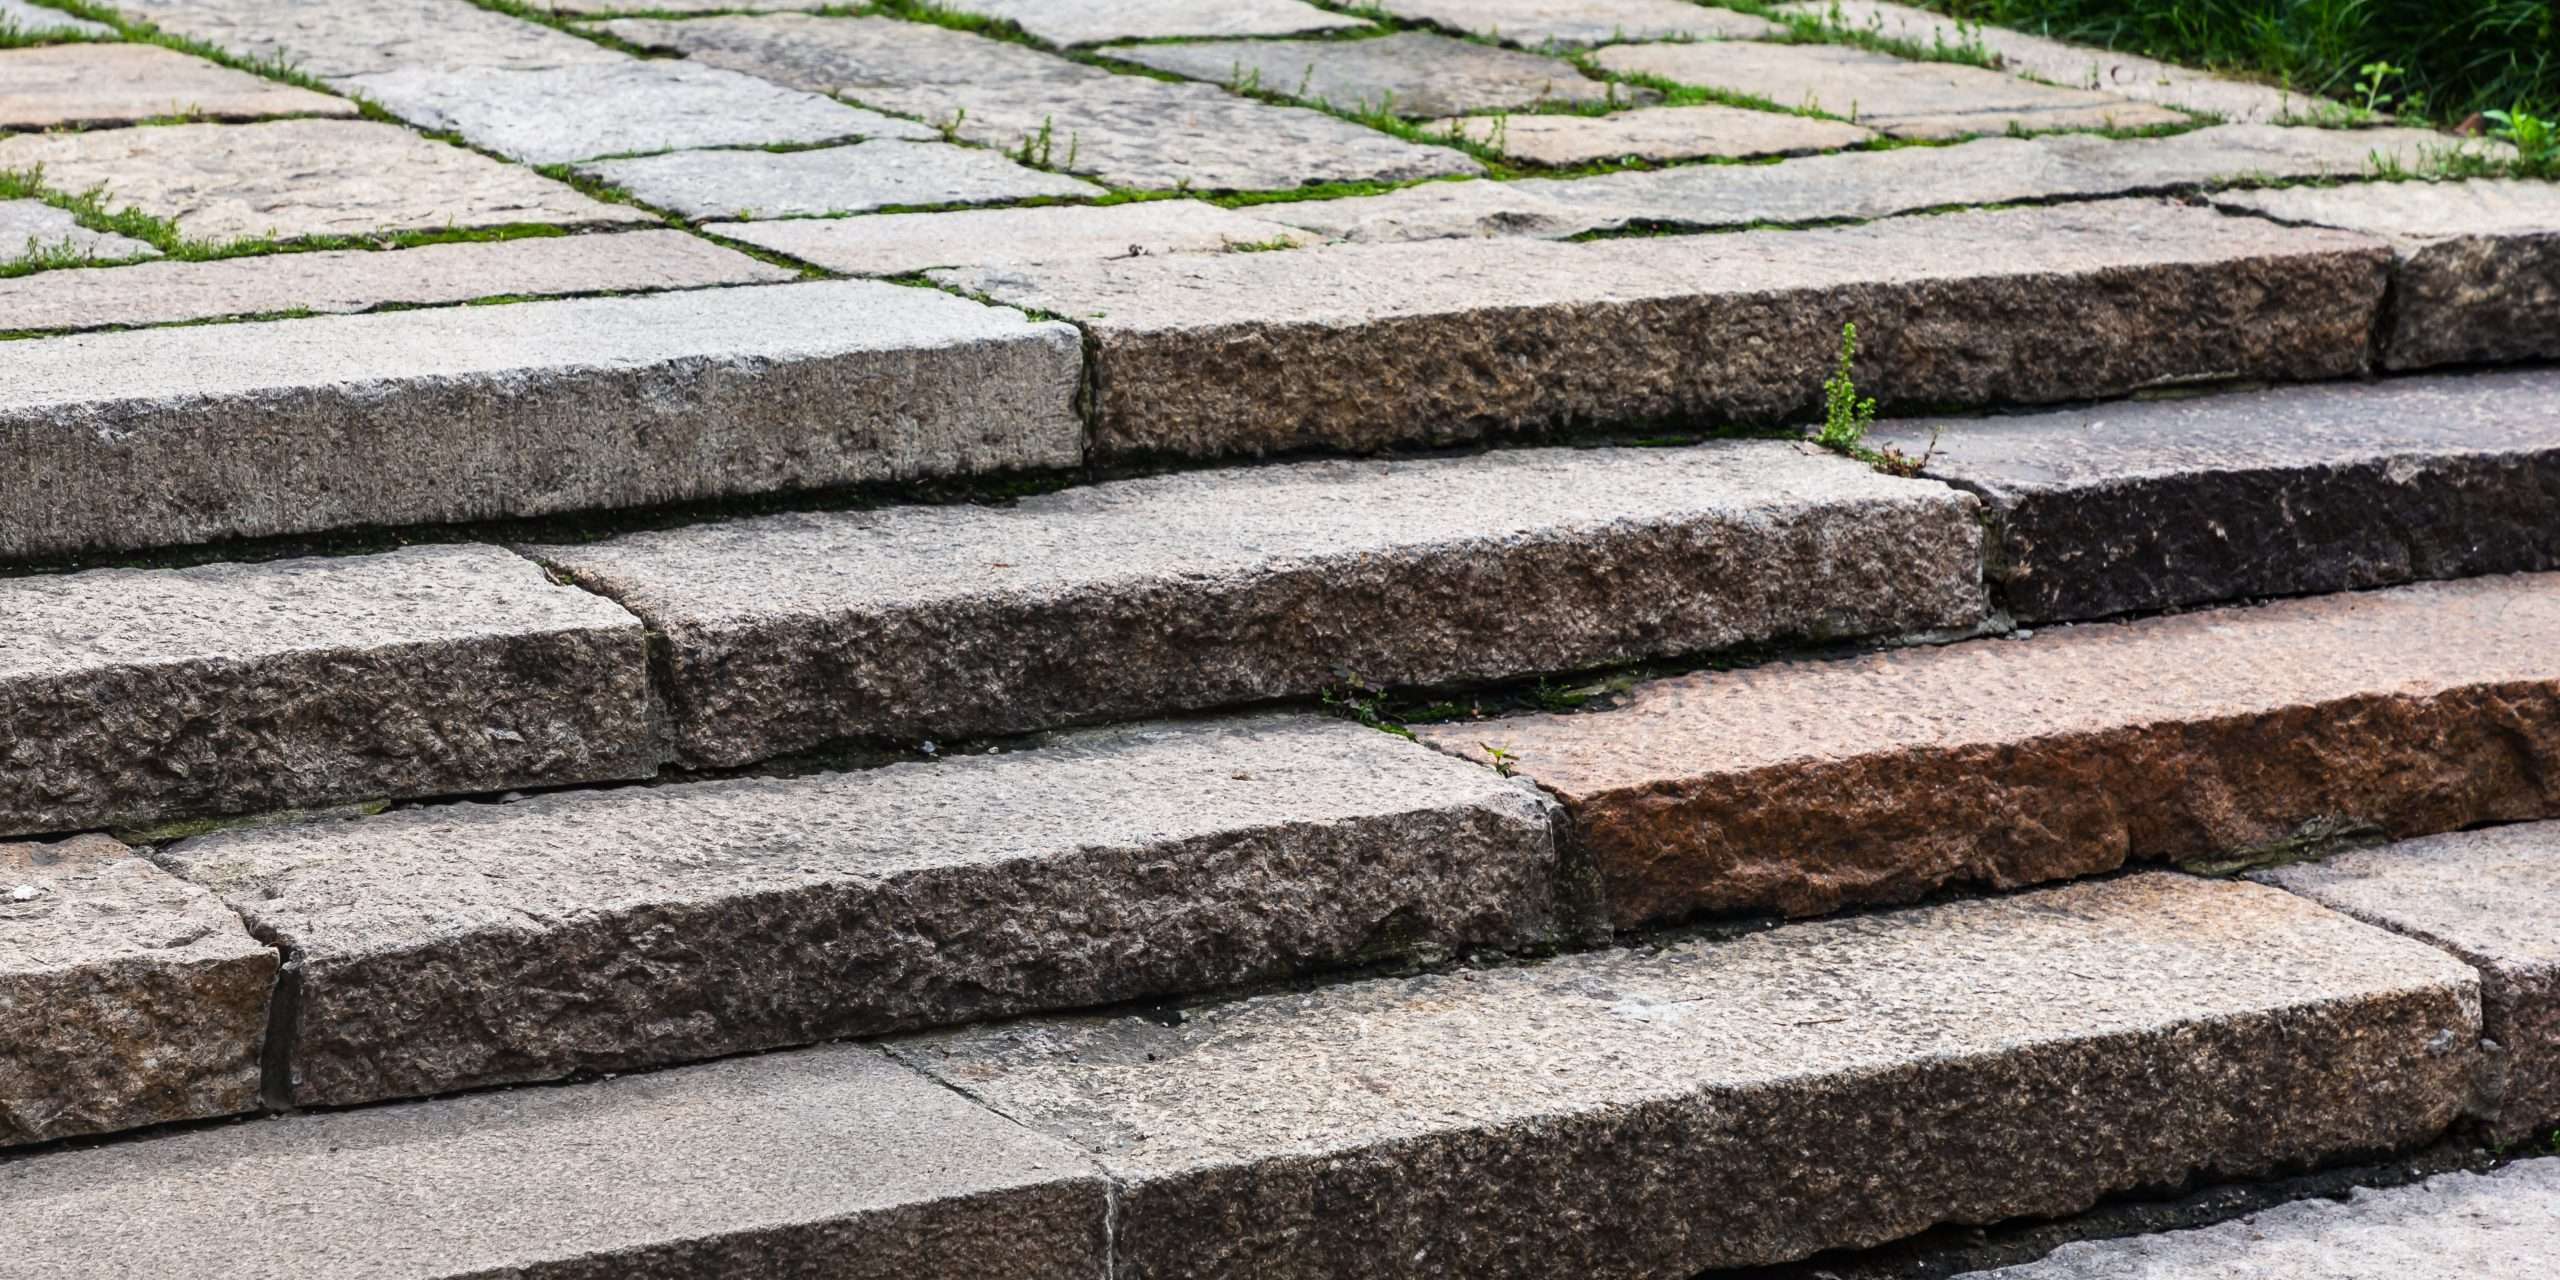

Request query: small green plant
[
  {"left": 2485, "top": 105, "right": 2557, "bottom": 176},
  {"left": 1479, "top": 743, "right": 1519, "bottom": 778},
  {"left": 2353, "top": 60, "right": 2404, "bottom": 116},
  {"left": 1011, "top": 116, "right": 1056, "bottom": 169},
  {"left": 1815, "top": 322, "right": 1879, "bottom": 457}
]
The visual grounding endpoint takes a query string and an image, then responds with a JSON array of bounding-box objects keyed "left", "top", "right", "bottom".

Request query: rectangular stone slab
[
  {"left": 1871, "top": 369, "right": 2560, "bottom": 622},
  {"left": 1419, "top": 572, "right": 2560, "bottom": 924},
  {"left": 0, "top": 198, "right": 158, "bottom": 266},
  {"left": 109, "top": 0, "right": 625, "bottom": 79},
  {"left": 582, "top": 139, "right": 1102, "bottom": 221},
  {"left": 0, "top": 43, "right": 356, "bottom": 130},
  {"left": 0, "top": 835, "right": 274, "bottom": 1148},
  {"left": 708, "top": 200, "right": 1311, "bottom": 276},
  {"left": 1103, "top": 32, "right": 1621, "bottom": 117},
  {"left": 937, "top": 0, "right": 1370, "bottom": 46},
  {"left": 1593, "top": 39, "right": 2190, "bottom": 137},
  {"left": 158, "top": 715, "right": 1561, "bottom": 1107},
  {"left": 532, "top": 442, "right": 1984, "bottom": 765},
  {"left": 0, "top": 545, "right": 657, "bottom": 836},
  {"left": 1375, "top": 0, "right": 1781, "bottom": 45},
  {"left": 0, "top": 0, "right": 112, "bottom": 37},
  {"left": 0, "top": 280, "right": 1083, "bottom": 561},
  {"left": 939, "top": 198, "right": 2388, "bottom": 461},
  {"left": 896, "top": 875, "right": 2480, "bottom": 1279},
  {"left": 0, "top": 1044, "right": 1108, "bottom": 1280}
]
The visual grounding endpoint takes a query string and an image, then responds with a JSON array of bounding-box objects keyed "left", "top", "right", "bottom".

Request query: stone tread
[
  {"left": 108, "top": 0, "right": 625, "bottom": 80},
  {"left": 936, "top": 0, "right": 1370, "bottom": 46},
  {"left": 582, "top": 139, "right": 1102, "bottom": 221},
  {"left": 706, "top": 199, "right": 1311, "bottom": 276},
  {"left": 0, "top": 0, "right": 112, "bottom": 36},
  {"left": 1591, "top": 39, "right": 2190, "bottom": 138},
  {"left": 0, "top": 42, "right": 356, "bottom": 130},
  {"left": 1375, "top": 0, "right": 1782, "bottom": 45},
  {"left": 0, "top": 199, "right": 158, "bottom": 266},
  {"left": 1102, "top": 32, "right": 1622, "bottom": 118}
]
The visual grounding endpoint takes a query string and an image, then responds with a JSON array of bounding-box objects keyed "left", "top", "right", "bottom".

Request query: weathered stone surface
[
  {"left": 709, "top": 199, "right": 1308, "bottom": 275},
  {"left": 1871, "top": 369, "right": 2560, "bottom": 622},
  {"left": 1104, "top": 31, "right": 1622, "bottom": 117},
  {"left": 548, "top": 0, "right": 834, "bottom": 8},
  {"left": 161, "top": 716, "right": 1559, "bottom": 1106},
  {"left": 0, "top": 1045, "right": 1109, "bottom": 1280},
  {"left": 0, "top": 42, "right": 353, "bottom": 129},
  {"left": 0, "top": 546, "right": 657, "bottom": 835},
  {"left": 346, "top": 59, "right": 934, "bottom": 165},
  {"left": 603, "top": 14, "right": 1481, "bottom": 190},
  {"left": 2215, "top": 180, "right": 2560, "bottom": 370},
  {"left": 0, "top": 229, "right": 790, "bottom": 333},
  {"left": 0, "top": 119, "right": 649, "bottom": 244},
  {"left": 1594, "top": 40, "right": 2191, "bottom": 137},
  {"left": 1429, "top": 102, "right": 1874, "bottom": 164},
  {"left": 942, "top": 199, "right": 2388, "bottom": 461},
  {"left": 109, "top": 0, "right": 622, "bottom": 79},
  {"left": 2257, "top": 822, "right": 2560, "bottom": 1143},
  {"left": 1422, "top": 573, "right": 2560, "bottom": 924},
  {"left": 585, "top": 140, "right": 1101, "bottom": 221},
  {"left": 0, "top": 198, "right": 157, "bottom": 265},
  {"left": 899, "top": 875, "right": 2480, "bottom": 1279},
  {"left": 941, "top": 0, "right": 1368, "bottom": 45},
  {"left": 534, "top": 443, "right": 1983, "bottom": 762},
  {"left": 0, "top": 834, "right": 272, "bottom": 1148},
  {"left": 1376, "top": 0, "right": 1780, "bottom": 45},
  {"left": 0, "top": 0, "right": 111, "bottom": 37},
  {"left": 0, "top": 281, "right": 1081, "bottom": 560}
]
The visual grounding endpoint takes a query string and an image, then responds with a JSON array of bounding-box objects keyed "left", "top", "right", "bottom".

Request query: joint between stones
[{"left": 259, "top": 947, "right": 306, "bottom": 1114}]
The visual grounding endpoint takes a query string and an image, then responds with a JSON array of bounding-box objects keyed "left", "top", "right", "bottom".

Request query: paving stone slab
[
  {"left": 899, "top": 874, "right": 2480, "bottom": 1279},
  {"left": 0, "top": 42, "right": 354, "bottom": 129},
  {"left": 1428, "top": 101, "right": 1875, "bottom": 164},
  {"left": 345, "top": 58, "right": 935, "bottom": 165},
  {"left": 1595, "top": 39, "right": 2190, "bottom": 137},
  {"left": 1104, "top": 31, "right": 1623, "bottom": 117},
  {"left": 0, "top": 546, "right": 657, "bottom": 836},
  {"left": 2257, "top": 822, "right": 2560, "bottom": 1143},
  {"left": 0, "top": 1044, "right": 1109, "bottom": 1280},
  {"left": 0, "top": 281, "right": 1082, "bottom": 560},
  {"left": 533, "top": 443, "right": 1983, "bottom": 763},
  {"left": 709, "top": 199, "right": 1308, "bottom": 275},
  {"left": 110, "top": 0, "right": 624, "bottom": 79},
  {"left": 2215, "top": 180, "right": 2560, "bottom": 370},
  {"left": 0, "top": 118, "right": 649, "bottom": 244},
  {"left": 1871, "top": 369, "right": 2560, "bottom": 622},
  {"left": 0, "top": 0, "right": 111, "bottom": 37},
  {"left": 603, "top": 14, "right": 1481, "bottom": 190},
  {"left": 160, "top": 716, "right": 1559, "bottom": 1106},
  {"left": 548, "top": 0, "right": 835, "bottom": 9},
  {"left": 585, "top": 139, "right": 1101, "bottom": 221},
  {"left": 1375, "top": 0, "right": 1781, "bottom": 45},
  {"left": 939, "top": 0, "right": 1369, "bottom": 46},
  {"left": 0, "top": 198, "right": 157, "bottom": 265},
  {"left": 942, "top": 198, "right": 2387, "bottom": 461},
  {"left": 0, "top": 229, "right": 790, "bottom": 333},
  {"left": 0, "top": 834, "right": 273, "bottom": 1149},
  {"left": 1422, "top": 573, "right": 2560, "bottom": 925}
]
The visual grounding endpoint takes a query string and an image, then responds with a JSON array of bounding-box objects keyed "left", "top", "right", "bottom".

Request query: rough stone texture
[
  {"left": 547, "top": 0, "right": 834, "bottom": 8},
  {"left": 0, "top": 229, "right": 791, "bottom": 333},
  {"left": 0, "top": 1045, "right": 1109, "bottom": 1280},
  {"left": 108, "top": 0, "right": 623, "bottom": 79},
  {"left": 0, "top": 0, "right": 110, "bottom": 37},
  {"left": 899, "top": 875, "right": 2481, "bottom": 1279},
  {"left": 534, "top": 443, "right": 1984, "bottom": 763},
  {"left": 160, "top": 716, "right": 1560, "bottom": 1106},
  {"left": 602, "top": 14, "right": 1481, "bottom": 190},
  {"left": 584, "top": 140, "right": 1101, "bottom": 221},
  {"left": 2215, "top": 180, "right": 2560, "bottom": 370},
  {"left": 0, "top": 281, "right": 1082, "bottom": 560},
  {"left": 0, "top": 834, "right": 273, "bottom": 1149},
  {"left": 1376, "top": 0, "right": 1780, "bottom": 45},
  {"left": 1965, "top": 1159, "right": 2560, "bottom": 1278},
  {"left": 2257, "top": 822, "right": 2560, "bottom": 1143},
  {"left": 941, "top": 199, "right": 2389, "bottom": 461},
  {"left": 709, "top": 200, "right": 1309, "bottom": 275},
  {"left": 940, "top": 0, "right": 1369, "bottom": 46},
  {"left": 345, "top": 59, "right": 935, "bottom": 165},
  {"left": 1593, "top": 40, "right": 2191, "bottom": 137},
  {"left": 1421, "top": 573, "right": 2560, "bottom": 925},
  {"left": 1104, "top": 32, "right": 1623, "bottom": 117},
  {"left": 0, "top": 198, "right": 158, "bottom": 265},
  {"left": 0, "top": 546, "right": 658, "bottom": 836},
  {"left": 0, "top": 42, "right": 354, "bottom": 129},
  {"left": 1871, "top": 369, "right": 2560, "bottom": 622},
  {"left": 1428, "top": 102, "right": 1874, "bottom": 165},
  {"left": 0, "top": 119, "right": 649, "bottom": 244}
]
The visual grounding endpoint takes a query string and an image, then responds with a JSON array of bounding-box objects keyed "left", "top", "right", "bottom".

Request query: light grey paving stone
[
  {"left": 160, "top": 715, "right": 1561, "bottom": 1106},
  {"left": 898, "top": 874, "right": 2482, "bottom": 1280},
  {"left": 0, "top": 229, "right": 791, "bottom": 333},
  {"left": 0, "top": 545, "right": 658, "bottom": 836},
  {"left": 0, "top": 0, "right": 111, "bottom": 37},
  {"left": 1375, "top": 0, "right": 1781, "bottom": 45},
  {"left": 1871, "top": 369, "right": 2560, "bottom": 623},
  {"left": 0, "top": 834, "right": 273, "bottom": 1149},
  {"left": 532, "top": 442, "right": 1985, "bottom": 762},
  {"left": 603, "top": 13, "right": 1481, "bottom": 190},
  {"left": 0, "top": 118, "right": 649, "bottom": 244},
  {"left": 0, "top": 1044, "right": 1110, "bottom": 1280},
  {"left": 0, "top": 198, "right": 158, "bottom": 265},
  {"left": 941, "top": 198, "right": 2388, "bottom": 461},
  {"left": 547, "top": 0, "right": 836, "bottom": 9},
  {"left": 2257, "top": 821, "right": 2560, "bottom": 1143},
  {"left": 1104, "top": 31, "right": 1623, "bottom": 117},
  {"left": 108, "top": 0, "right": 623, "bottom": 79},
  {"left": 1594, "top": 39, "right": 2191, "bottom": 137},
  {"left": 2215, "top": 180, "right": 2560, "bottom": 370},
  {"left": 0, "top": 42, "right": 354, "bottom": 129},
  {"left": 709, "top": 199, "right": 1308, "bottom": 275},
  {"left": 1429, "top": 102, "right": 1875, "bottom": 164},
  {"left": 344, "top": 59, "right": 935, "bottom": 165},
  {"left": 0, "top": 281, "right": 1083, "bottom": 560},
  {"left": 939, "top": 0, "right": 1369, "bottom": 46},
  {"left": 1962, "top": 1158, "right": 2560, "bottom": 1278},
  {"left": 585, "top": 140, "right": 1101, "bottom": 221}
]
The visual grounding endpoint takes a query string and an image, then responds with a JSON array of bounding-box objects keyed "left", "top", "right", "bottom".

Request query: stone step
[
  {"left": 530, "top": 441, "right": 1986, "bottom": 768},
  {"left": 1870, "top": 368, "right": 2560, "bottom": 622},
  {"left": 896, "top": 874, "right": 2480, "bottom": 1279},
  {"left": 1419, "top": 572, "right": 2560, "bottom": 925},
  {"left": 154, "top": 715, "right": 1560, "bottom": 1108},
  {"left": 0, "top": 545, "right": 657, "bottom": 839}
]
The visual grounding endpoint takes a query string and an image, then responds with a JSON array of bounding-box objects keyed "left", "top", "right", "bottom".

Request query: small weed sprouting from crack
[{"left": 1808, "top": 321, "right": 1936, "bottom": 476}]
